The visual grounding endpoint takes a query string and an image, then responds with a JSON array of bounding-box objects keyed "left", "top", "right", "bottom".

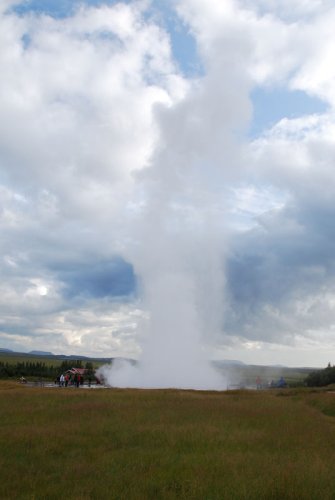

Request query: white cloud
[
  {"left": 0, "top": 1, "right": 185, "bottom": 355},
  {"left": 1, "top": 0, "right": 335, "bottom": 371},
  {"left": 0, "top": 2, "right": 183, "bottom": 205}
]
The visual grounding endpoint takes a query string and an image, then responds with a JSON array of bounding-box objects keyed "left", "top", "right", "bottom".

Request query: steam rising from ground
[
  {"left": 95, "top": 33, "right": 242, "bottom": 389},
  {"left": 98, "top": 189, "right": 227, "bottom": 390},
  {"left": 99, "top": 269, "right": 225, "bottom": 389}
]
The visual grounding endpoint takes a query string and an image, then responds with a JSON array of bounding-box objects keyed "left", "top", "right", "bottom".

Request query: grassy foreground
[{"left": 1, "top": 382, "right": 335, "bottom": 499}]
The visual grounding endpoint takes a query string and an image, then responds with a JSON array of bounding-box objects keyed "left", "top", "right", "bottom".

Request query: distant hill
[
  {"left": 212, "top": 359, "right": 245, "bottom": 367},
  {"left": 29, "top": 350, "right": 54, "bottom": 356},
  {"left": 53, "top": 354, "right": 114, "bottom": 363},
  {"left": 0, "top": 348, "right": 13, "bottom": 353}
]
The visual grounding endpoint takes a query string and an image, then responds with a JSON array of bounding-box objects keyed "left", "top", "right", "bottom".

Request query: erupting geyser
[
  {"left": 99, "top": 79, "right": 230, "bottom": 390},
  {"left": 99, "top": 222, "right": 226, "bottom": 389}
]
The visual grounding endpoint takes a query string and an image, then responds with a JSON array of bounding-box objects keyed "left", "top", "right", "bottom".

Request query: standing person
[
  {"left": 65, "top": 373, "right": 69, "bottom": 387},
  {"left": 60, "top": 374, "right": 65, "bottom": 387},
  {"left": 75, "top": 373, "right": 80, "bottom": 388},
  {"left": 278, "top": 376, "right": 287, "bottom": 388}
]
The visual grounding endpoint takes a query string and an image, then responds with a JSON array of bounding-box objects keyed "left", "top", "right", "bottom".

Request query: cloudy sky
[{"left": 1, "top": 0, "right": 335, "bottom": 368}]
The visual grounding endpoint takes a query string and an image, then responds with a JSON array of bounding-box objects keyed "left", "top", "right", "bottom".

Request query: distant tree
[
  {"left": 60, "top": 360, "right": 73, "bottom": 372},
  {"left": 305, "top": 364, "right": 335, "bottom": 387}
]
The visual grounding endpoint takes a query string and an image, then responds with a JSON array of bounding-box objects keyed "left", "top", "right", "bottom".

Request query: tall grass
[{"left": 1, "top": 382, "right": 335, "bottom": 499}]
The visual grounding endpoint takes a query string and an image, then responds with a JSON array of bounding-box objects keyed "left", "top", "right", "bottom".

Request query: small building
[{"left": 66, "top": 368, "right": 87, "bottom": 378}]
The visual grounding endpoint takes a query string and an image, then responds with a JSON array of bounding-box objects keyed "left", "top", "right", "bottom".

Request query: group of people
[
  {"left": 56, "top": 372, "right": 90, "bottom": 387},
  {"left": 256, "top": 376, "right": 287, "bottom": 389}
]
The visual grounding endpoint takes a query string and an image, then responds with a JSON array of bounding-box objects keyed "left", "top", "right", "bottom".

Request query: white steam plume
[{"left": 100, "top": 62, "right": 246, "bottom": 389}]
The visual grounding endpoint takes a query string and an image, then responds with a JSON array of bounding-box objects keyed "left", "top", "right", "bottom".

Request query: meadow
[{"left": 1, "top": 381, "right": 335, "bottom": 499}]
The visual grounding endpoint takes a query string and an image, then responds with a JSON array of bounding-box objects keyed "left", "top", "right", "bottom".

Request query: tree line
[
  {"left": 305, "top": 363, "right": 335, "bottom": 387},
  {"left": 0, "top": 359, "right": 95, "bottom": 379}
]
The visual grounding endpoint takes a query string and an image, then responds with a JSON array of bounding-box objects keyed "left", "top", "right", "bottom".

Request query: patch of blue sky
[
  {"left": 150, "top": 0, "right": 203, "bottom": 77},
  {"left": 167, "top": 17, "right": 202, "bottom": 77},
  {"left": 249, "top": 87, "right": 328, "bottom": 138},
  {"left": 11, "top": 0, "right": 130, "bottom": 19}
]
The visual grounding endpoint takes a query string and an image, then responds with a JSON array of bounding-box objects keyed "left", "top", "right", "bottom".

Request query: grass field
[{"left": 1, "top": 381, "right": 335, "bottom": 499}]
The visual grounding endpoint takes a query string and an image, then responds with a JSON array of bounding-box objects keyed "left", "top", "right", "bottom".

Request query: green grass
[{"left": 1, "top": 383, "right": 335, "bottom": 499}]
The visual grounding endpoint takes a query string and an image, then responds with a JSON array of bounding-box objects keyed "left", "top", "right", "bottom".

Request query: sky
[{"left": 1, "top": 0, "right": 335, "bottom": 369}]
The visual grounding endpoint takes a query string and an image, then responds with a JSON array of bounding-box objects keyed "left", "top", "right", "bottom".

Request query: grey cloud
[
  {"left": 53, "top": 257, "right": 136, "bottom": 300},
  {"left": 225, "top": 199, "right": 335, "bottom": 343}
]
